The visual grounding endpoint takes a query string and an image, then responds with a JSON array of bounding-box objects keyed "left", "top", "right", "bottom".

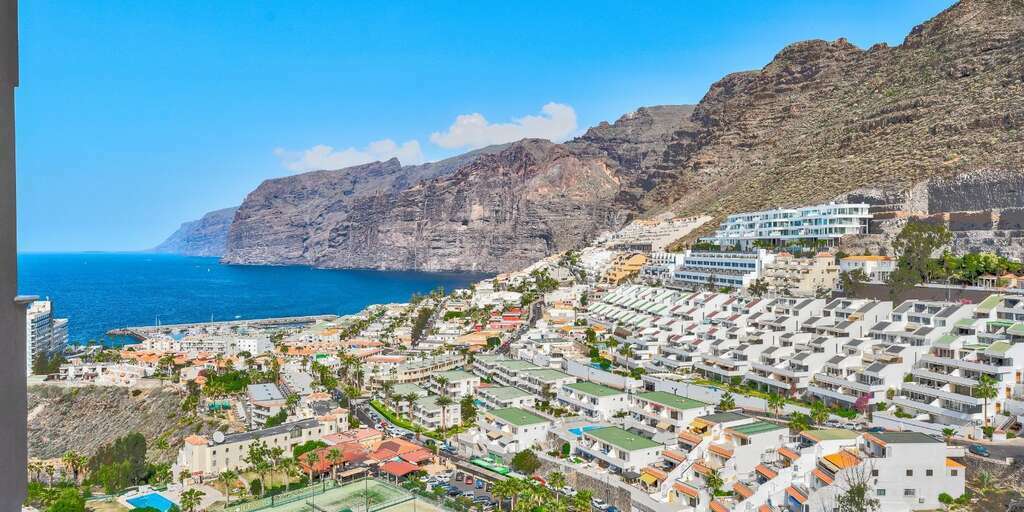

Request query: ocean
[{"left": 17, "top": 252, "right": 489, "bottom": 344}]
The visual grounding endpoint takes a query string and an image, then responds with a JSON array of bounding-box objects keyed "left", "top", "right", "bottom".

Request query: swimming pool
[
  {"left": 569, "top": 425, "right": 601, "bottom": 436},
  {"left": 127, "top": 492, "right": 176, "bottom": 512}
]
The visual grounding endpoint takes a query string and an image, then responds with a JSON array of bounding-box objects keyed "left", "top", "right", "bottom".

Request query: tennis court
[{"left": 259, "top": 479, "right": 415, "bottom": 512}]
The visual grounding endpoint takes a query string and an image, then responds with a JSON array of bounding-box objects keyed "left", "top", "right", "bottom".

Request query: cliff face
[
  {"left": 214, "top": 0, "right": 1023, "bottom": 271},
  {"left": 152, "top": 206, "right": 238, "bottom": 257},
  {"left": 651, "top": 0, "right": 1024, "bottom": 224}
]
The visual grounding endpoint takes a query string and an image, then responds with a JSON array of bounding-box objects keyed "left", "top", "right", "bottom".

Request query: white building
[
  {"left": 247, "top": 383, "right": 287, "bottom": 429},
  {"left": 429, "top": 370, "right": 481, "bottom": 398},
  {"left": 57, "top": 362, "right": 153, "bottom": 386},
  {"left": 478, "top": 407, "right": 552, "bottom": 459},
  {"left": 672, "top": 249, "right": 775, "bottom": 289},
  {"left": 557, "top": 381, "right": 629, "bottom": 421},
  {"left": 577, "top": 426, "right": 662, "bottom": 473},
  {"left": 476, "top": 386, "right": 537, "bottom": 410},
  {"left": 703, "top": 202, "right": 872, "bottom": 250},
  {"left": 412, "top": 395, "right": 462, "bottom": 430},
  {"left": 26, "top": 300, "right": 68, "bottom": 374},
  {"left": 839, "top": 255, "right": 896, "bottom": 283}
]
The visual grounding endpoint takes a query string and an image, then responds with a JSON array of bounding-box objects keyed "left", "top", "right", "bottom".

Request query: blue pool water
[
  {"left": 569, "top": 425, "right": 601, "bottom": 436},
  {"left": 18, "top": 253, "right": 489, "bottom": 344},
  {"left": 127, "top": 493, "right": 176, "bottom": 512}
]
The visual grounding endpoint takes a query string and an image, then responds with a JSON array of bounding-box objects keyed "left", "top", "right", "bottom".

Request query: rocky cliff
[
  {"left": 212, "top": 0, "right": 1023, "bottom": 271},
  {"left": 152, "top": 206, "right": 238, "bottom": 257}
]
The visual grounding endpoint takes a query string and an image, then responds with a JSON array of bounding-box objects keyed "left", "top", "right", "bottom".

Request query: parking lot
[{"left": 425, "top": 470, "right": 499, "bottom": 510}]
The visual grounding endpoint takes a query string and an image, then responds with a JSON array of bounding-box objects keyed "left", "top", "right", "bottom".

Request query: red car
[{"left": 465, "top": 475, "right": 474, "bottom": 485}]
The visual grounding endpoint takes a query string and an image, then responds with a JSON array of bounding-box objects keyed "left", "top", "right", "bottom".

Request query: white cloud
[
  {"left": 429, "top": 102, "right": 577, "bottom": 150},
  {"left": 273, "top": 139, "right": 424, "bottom": 172}
]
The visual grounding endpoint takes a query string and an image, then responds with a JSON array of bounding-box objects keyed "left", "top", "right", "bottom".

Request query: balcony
[
  {"left": 909, "top": 367, "right": 978, "bottom": 387},
  {"left": 920, "top": 354, "right": 1012, "bottom": 375},
  {"left": 891, "top": 397, "right": 977, "bottom": 422},
  {"left": 813, "top": 373, "right": 885, "bottom": 393},
  {"left": 807, "top": 385, "right": 859, "bottom": 406},
  {"left": 901, "top": 382, "right": 982, "bottom": 406}
]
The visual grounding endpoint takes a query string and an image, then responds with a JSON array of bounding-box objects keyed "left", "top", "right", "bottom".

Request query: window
[
  {"left": 904, "top": 489, "right": 915, "bottom": 497},
  {"left": 876, "top": 489, "right": 886, "bottom": 497},
  {"left": 871, "top": 469, "right": 878, "bottom": 477},
  {"left": 926, "top": 469, "right": 933, "bottom": 476},
  {"left": 905, "top": 469, "right": 913, "bottom": 477},
  {"left": 951, "top": 469, "right": 959, "bottom": 477}
]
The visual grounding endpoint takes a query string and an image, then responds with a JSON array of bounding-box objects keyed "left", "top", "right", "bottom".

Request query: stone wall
[{"left": 925, "top": 169, "right": 1024, "bottom": 214}]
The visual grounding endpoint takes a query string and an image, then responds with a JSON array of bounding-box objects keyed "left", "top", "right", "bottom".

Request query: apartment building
[
  {"left": 26, "top": 299, "right": 68, "bottom": 374},
  {"left": 839, "top": 255, "right": 895, "bottom": 282},
  {"left": 389, "top": 383, "right": 429, "bottom": 415},
  {"left": 808, "top": 342, "right": 916, "bottom": 411},
  {"left": 672, "top": 249, "right": 775, "bottom": 289},
  {"left": 557, "top": 381, "right": 629, "bottom": 421},
  {"left": 800, "top": 432, "right": 965, "bottom": 512},
  {"left": 476, "top": 386, "right": 537, "bottom": 410},
  {"left": 411, "top": 395, "right": 461, "bottom": 430},
  {"left": 57, "top": 362, "right": 153, "bottom": 386},
  {"left": 760, "top": 252, "right": 839, "bottom": 297},
  {"left": 602, "top": 253, "right": 649, "bottom": 285},
  {"left": 368, "top": 353, "right": 465, "bottom": 389},
  {"left": 577, "top": 426, "right": 662, "bottom": 473},
  {"left": 518, "top": 368, "right": 576, "bottom": 399},
  {"left": 703, "top": 202, "right": 872, "bottom": 250},
  {"left": 429, "top": 370, "right": 480, "bottom": 398},
  {"left": 630, "top": 391, "right": 715, "bottom": 436},
  {"left": 247, "top": 383, "right": 287, "bottom": 429},
  {"left": 175, "top": 418, "right": 343, "bottom": 479},
  {"left": 478, "top": 407, "right": 552, "bottom": 459}
]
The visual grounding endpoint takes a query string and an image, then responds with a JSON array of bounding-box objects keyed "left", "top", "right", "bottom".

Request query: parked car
[
  {"left": 592, "top": 498, "right": 609, "bottom": 511},
  {"left": 969, "top": 444, "right": 990, "bottom": 457},
  {"left": 475, "top": 479, "right": 485, "bottom": 489},
  {"left": 866, "top": 427, "right": 886, "bottom": 433}
]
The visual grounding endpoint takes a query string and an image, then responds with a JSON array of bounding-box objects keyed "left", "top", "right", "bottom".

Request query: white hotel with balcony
[{"left": 702, "top": 202, "right": 872, "bottom": 250}]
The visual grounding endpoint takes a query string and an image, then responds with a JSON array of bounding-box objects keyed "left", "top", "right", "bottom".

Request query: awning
[
  {"left": 786, "top": 486, "right": 807, "bottom": 503},
  {"left": 656, "top": 421, "right": 672, "bottom": 430},
  {"left": 337, "top": 467, "right": 368, "bottom": 478},
  {"left": 639, "top": 473, "right": 659, "bottom": 486},
  {"left": 381, "top": 460, "right": 420, "bottom": 477}
]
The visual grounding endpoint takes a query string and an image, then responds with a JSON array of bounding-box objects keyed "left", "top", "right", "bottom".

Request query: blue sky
[{"left": 16, "top": 0, "right": 953, "bottom": 252}]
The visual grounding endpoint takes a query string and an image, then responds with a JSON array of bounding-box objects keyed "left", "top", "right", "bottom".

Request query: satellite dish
[{"left": 213, "top": 431, "right": 225, "bottom": 444}]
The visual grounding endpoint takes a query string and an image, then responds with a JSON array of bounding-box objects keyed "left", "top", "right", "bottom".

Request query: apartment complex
[
  {"left": 672, "top": 249, "right": 775, "bottom": 289},
  {"left": 702, "top": 202, "right": 872, "bottom": 249},
  {"left": 557, "top": 381, "right": 629, "bottom": 421},
  {"left": 26, "top": 299, "right": 68, "bottom": 373},
  {"left": 760, "top": 252, "right": 839, "bottom": 297}
]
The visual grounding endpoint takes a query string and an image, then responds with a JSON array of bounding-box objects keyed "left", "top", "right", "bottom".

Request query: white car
[{"left": 592, "top": 498, "right": 609, "bottom": 511}]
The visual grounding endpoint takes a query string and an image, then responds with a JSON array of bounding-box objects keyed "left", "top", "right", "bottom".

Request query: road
[{"left": 951, "top": 438, "right": 1024, "bottom": 460}]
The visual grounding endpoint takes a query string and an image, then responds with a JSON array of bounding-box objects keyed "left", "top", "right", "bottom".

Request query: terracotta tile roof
[
  {"left": 755, "top": 464, "right": 778, "bottom": 479},
  {"left": 679, "top": 430, "right": 703, "bottom": 445},
  {"left": 184, "top": 435, "right": 207, "bottom": 446},
  {"left": 813, "top": 468, "right": 834, "bottom": 485},
  {"left": 709, "top": 444, "right": 734, "bottom": 458},
  {"left": 662, "top": 450, "right": 687, "bottom": 463},
  {"left": 709, "top": 500, "right": 728, "bottom": 512},
  {"left": 673, "top": 481, "right": 699, "bottom": 498},
  {"left": 786, "top": 486, "right": 807, "bottom": 503},
  {"left": 642, "top": 466, "right": 667, "bottom": 480},
  {"left": 778, "top": 446, "right": 800, "bottom": 460},
  {"left": 733, "top": 482, "right": 753, "bottom": 498}
]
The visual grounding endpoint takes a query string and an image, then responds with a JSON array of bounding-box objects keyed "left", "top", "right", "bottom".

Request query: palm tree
[
  {"left": 435, "top": 376, "right": 450, "bottom": 397},
  {"left": 306, "top": 451, "right": 320, "bottom": 485},
  {"left": 179, "top": 488, "right": 205, "bottom": 512},
  {"left": 789, "top": 412, "right": 810, "bottom": 434},
  {"left": 280, "top": 457, "right": 299, "bottom": 490},
  {"left": 219, "top": 470, "right": 238, "bottom": 504},
  {"left": 403, "top": 393, "right": 419, "bottom": 419},
  {"left": 942, "top": 427, "right": 957, "bottom": 443},
  {"left": 976, "top": 374, "right": 998, "bottom": 429},
  {"left": 809, "top": 401, "right": 829, "bottom": 426},
  {"left": 705, "top": 468, "right": 724, "bottom": 497},
  {"left": 492, "top": 478, "right": 521, "bottom": 511},
  {"left": 327, "top": 448, "right": 343, "bottom": 480},
  {"left": 44, "top": 463, "right": 55, "bottom": 486},
  {"left": 269, "top": 446, "right": 285, "bottom": 491},
  {"left": 547, "top": 471, "right": 566, "bottom": 491},
  {"left": 381, "top": 381, "right": 395, "bottom": 402},
  {"left": 717, "top": 391, "right": 736, "bottom": 411},
  {"left": 571, "top": 489, "right": 592, "bottom": 512},
  {"left": 767, "top": 392, "right": 785, "bottom": 419},
  {"left": 436, "top": 395, "right": 454, "bottom": 431},
  {"left": 975, "top": 470, "right": 995, "bottom": 496}
]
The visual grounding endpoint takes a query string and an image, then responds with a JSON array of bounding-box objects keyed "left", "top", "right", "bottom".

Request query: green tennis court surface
[{"left": 260, "top": 479, "right": 422, "bottom": 512}]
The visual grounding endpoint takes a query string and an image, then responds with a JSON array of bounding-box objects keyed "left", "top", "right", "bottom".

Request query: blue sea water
[{"left": 17, "top": 253, "right": 489, "bottom": 345}]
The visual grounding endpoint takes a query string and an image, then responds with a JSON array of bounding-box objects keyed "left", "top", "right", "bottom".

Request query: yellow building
[{"left": 602, "top": 253, "right": 648, "bottom": 285}]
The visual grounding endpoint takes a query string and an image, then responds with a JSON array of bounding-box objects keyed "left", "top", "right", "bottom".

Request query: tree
[
  {"left": 547, "top": 471, "right": 566, "bottom": 491},
  {"left": 510, "top": 449, "right": 542, "bottom": 475},
  {"left": 285, "top": 393, "right": 300, "bottom": 412},
  {"left": 45, "top": 488, "right": 86, "bottom": 512},
  {"left": 888, "top": 221, "right": 952, "bottom": 298},
  {"left": 788, "top": 413, "right": 810, "bottom": 434},
  {"left": 976, "top": 374, "right": 998, "bottom": 428},
  {"left": 219, "top": 470, "right": 238, "bottom": 504},
  {"left": 833, "top": 463, "right": 880, "bottom": 512},
  {"left": 717, "top": 391, "right": 735, "bottom": 411},
  {"left": 492, "top": 478, "right": 522, "bottom": 511},
  {"left": 436, "top": 395, "right": 454, "bottom": 430},
  {"left": 810, "top": 401, "right": 830, "bottom": 426},
  {"left": 263, "top": 409, "right": 289, "bottom": 428},
  {"left": 572, "top": 490, "right": 593, "bottom": 512},
  {"left": 305, "top": 451, "right": 320, "bottom": 485},
  {"left": 748, "top": 278, "right": 769, "bottom": 298},
  {"left": 435, "top": 376, "right": 451, "bottom": 397},
  {"left": 838, "top": 269, "right": 869, "bottom": 297},
  {"left": 403, "top": 393, "right": 419, "bottom": 419},
  {"left": 242, "top": 441, "right": 271, "bottom": 496},
  {"left": 942, "top": 427, "right": 956, "bottom": 443},
  {"left": 327, "top": 448, "right": 343, "bottom": 480},
  {"left": 705, "top": 468, "right": 724, "bottom": 496},
  {"left": 179, "top": 488, "right": 205, "bottom": 512},
  {"left": 460, "top": 395, "right": 478, "bottom": 426}
]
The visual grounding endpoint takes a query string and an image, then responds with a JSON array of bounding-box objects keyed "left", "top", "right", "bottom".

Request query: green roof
[
  {"left": 392, "top": 384, "right": 429, "bottom": 397},
  {"left": 977, "top": 294, "right": 1003, "bottom": 313},
  {"left": 480, "top": 386, "right": 534, "bottom": 401},
  {"left": 802, "top": 429, "right": 860, "bottom": 441},
  {"left": 728, "top": 421, "right": 786, "bottom": 437},
  {"left": 697, "top": 412, "right": 750, "bottom": 424},
  {"left": 637, "top": 391, "right": 709, "bottom": 411},
  {"left": 955, "top": 318, "right": 976, "bottom": 329},
  {"left": 523, "top": 368, "right": 573, "bottom": 382},
  {"left": 496, "top": 360, "right": 542, "bottom": 371},
  {"left": 437, "top": 370, "right": 478, "bottom": 382},
  {"left": 870, "top": 432, "right": 941, "bottom": 444},
  {"left": 585, "top": 427, "right": 660, "bottom": 451},
  {"left": 986, "top": 341, "right": 1012, "bottom": 355},
  {"left": 564, "top": 381, "right": 623, "bottom": 397},
  {"left": 934, "top": 334, "right": 958, "bottom": 348},
  {"left": 488, "top": 407, "right": 549, "bottom": 427},
  {"left": 1009, "top": 324, "right": 1024, "bottom": 337}
]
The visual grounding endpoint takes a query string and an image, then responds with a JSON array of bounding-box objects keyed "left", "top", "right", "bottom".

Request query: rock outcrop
[
  {"left": 208, "top": 0, "right": 1024, "bottom": 271},
  {"left": 152, "top": 206, "right": 238, "bottom": 257}
]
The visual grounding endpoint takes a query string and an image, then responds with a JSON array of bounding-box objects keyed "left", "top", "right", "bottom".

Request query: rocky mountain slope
[
  {"left": 651, "top": 0, "right": 1024, "bottom": 226},
  {"left": 152, "top": 206, "right": 238, "bottom": 257},
  {"left": 28, "top": 385, "right": 219, "bottom": 463},
  {"left": 197, "top": 0, "right": 1023, "bottom": 271}
]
